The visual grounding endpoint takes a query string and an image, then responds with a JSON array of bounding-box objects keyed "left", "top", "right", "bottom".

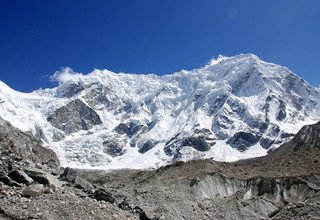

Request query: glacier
[{"left": 0, "top": 53, "right": 319, "bottom": 170}]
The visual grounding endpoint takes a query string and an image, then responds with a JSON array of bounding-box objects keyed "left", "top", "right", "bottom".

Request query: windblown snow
[{"left": 0, "top": 54, "right": 319, "bottom": 170}]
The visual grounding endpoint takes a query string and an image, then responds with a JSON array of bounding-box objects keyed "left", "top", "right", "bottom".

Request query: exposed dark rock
[
  {"left": 60, "top": 167, "right": 78, "bottom": 183},
  {"left": 291, "top": 121, "right": 320, "bottom": 151},
  {"left": 280, "top": 132, "right": 294, "bottom": 139},
  {"left": 34, "top": 126, "right": 48, "bottom": 142},
  {"left": 269, "top": 124, "right": 280, "bottom": 136},
  {"left": 193, "top": 93, "right": 205, "bottom": 111},
  {"left": 118, "top": 200, "right": 133, "bottom": 211},
  {"left": 0, "top": 117, "right": 60, "bottom": 175},
  {"left": 139, "top": 211, "right": 152, "bottom": 220},
  {"left": 0, "top": 175, "right": 22, "bottom": 187},
  {"left": 164, "top": 129, "right": 215, "bottom": 158},
  {"left": 24, "top": 168, "right": 62, "bottom": 189},
  {"left": 227, "top": 132, "right": 261, "bottom": 152},
  {"left": 139, "top": 140, "right": 157, "bottom": 154},
  {"left": 8, "top": 170, "right": 33, "bottom": 185},
  {"left": 55, "top": 82, "right": 84, "bottom": 98},
  {"left": 267, "top": 208, "right": 280, "bottom": 218},
  {"left": 147, "top": 121, "right": 157, "bottom": 131},
  {"left": 259, "top": 122, "right": 269, "bottom": 133},
  {"left": 93, "top": 188, "right": 115, "bottom": 204},
  {"left": 209, "top": 94, "right": 228, "bottom": 114},
  {"left": 276, "top": 100, "right": 286, "bottom": 121},
  {"left": 190, "top": 177, "right": 199, "bottom": 187},
  {"left": 114, "top": 123, "right": 130, "bottom": 135},
  {"left": 84, "top": 85, "right": 115, "bottom": 110},
  {"left": 259, "top": 138, "right": 274, "bottom": 149},
  {"left": 268, "top": 121, "right": 320, "bottom": 158},
  {"left": 181, "top": 136, "right": 211, "bottom": 152},
  {"left": 47, "top": 99, "right": 102, "bottom": 134},
  {"left": 103, "top": 141, "right": 124, "bottom": 156},
  {"left": 256, "top": 178, "right": 276, "bottom": 196},
  {"left": 114, "top": 122, "right": 146, "bottom": 137}
]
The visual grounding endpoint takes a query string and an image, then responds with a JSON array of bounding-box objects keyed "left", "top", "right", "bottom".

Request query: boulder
[
  {"left": 24, "top": 168, "right": 62, "bottom": 189},
  {"left": 22, "top": 184, "right": 44, "bottom": 197},
  {"left": 8, "top": 170, "right": 33, "bottom": 185},
  {"left": 93, "top": 188, "right": 115, "bottom": 204},
  {"left": 74, "top": 176, "right": 95, "bottom": 192},
  {"left": 118, "top": 200, "right": 133, "bottom": 211},
  {"left": 60, "top": 167, "right": 77, "bottom": 183},
  {"left": 0, "top": 175, "right": 22, "bottom": 187}
]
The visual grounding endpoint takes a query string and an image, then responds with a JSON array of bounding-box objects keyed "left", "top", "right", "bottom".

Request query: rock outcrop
[
  {"left": 0, "top": 116, "right": 60, "bottom": 176},
  {"left": 47, "top": 99, "right": 102, "bottom": 134}
]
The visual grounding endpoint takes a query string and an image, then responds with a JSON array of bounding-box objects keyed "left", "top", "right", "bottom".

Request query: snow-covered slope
[{"left": 1, "top": 54, "right": 319, "bottom": 169}]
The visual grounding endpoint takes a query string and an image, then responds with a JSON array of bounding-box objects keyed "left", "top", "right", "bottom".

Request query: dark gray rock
[
  {"left": 60, "top": 167, "right": 77, "bottom": 183},
  {"left": 84, "top": 85, "right": 115, "bottom": 110},
  {"left": 55, "top": 82, "right": 84, "bottom": 98},
  {"left": 0, "top": 175, "right": 22, "bottom": 187},
  {"left": 280, "top": 132, "right": 294, "bottom": 139},
  {"left": 114, "top": 122, "right": 146, "bottom": 138},
  {"left": 8, "top": 170, "right": 33, "bottom": 185},
  {"left": 285, "top": 121, "right": 320, "bottom": 151},
  {"left": 164, "top": 128, "right": 215, "bottom": 158},
  {"left": 139, "top": 140, "right": 157, "bottom": 154},
  {"left": 181, "top": 136, "right": 211, "bottom": 152},
  {"left": 118, "top": 200, "right": 133, "bottom": 211},
  {"left": 103, "top": 141, "right": 124, "bottom": 156},
  {"left": 259, "top": 138, "right": 274, "bottom": 149},
  {"left": 208, "top": 94, "right": 228, "bottom": 115},
  {"left": 114, "top": 123, "right": 130, "bottom": 135},
  {"left": 227, "top": 132, "right": 261, "bottom": 152},
  {"left": 0, "top": 117, "right": 60, "bottom": 175},
  {"left": 74, "top": 176, "right": 95, "bottom": 192},
  {"left": 276, "top": 100, "right": 286, "bottom": 121},
  {"left": 93, "top": 188, "right": 115, "bottom": 204},
  {"left": 34, "top": 126, "right": 48, "bottom": 142},
  {"left": 47, "top": 99, "right": 102, "bottom": 134},
  {"left": 24, "top": 168, "right": 62, "bottom": 189}
]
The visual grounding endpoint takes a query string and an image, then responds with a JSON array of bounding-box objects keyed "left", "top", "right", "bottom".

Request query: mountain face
[
  {"left": 0, "top": 116, "right": 59, "bottom": 176},
  {"left": 0, "top": 54, "right": 320, "bottom": 169}
]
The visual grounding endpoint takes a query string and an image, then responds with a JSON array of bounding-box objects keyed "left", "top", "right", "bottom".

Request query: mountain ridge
[{"left": 0, "top": 53, "right": 319, "bottom": 169}]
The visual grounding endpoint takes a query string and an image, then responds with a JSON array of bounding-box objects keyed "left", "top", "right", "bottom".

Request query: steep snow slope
[{"left": 0, "top": 54, "right": 319, "bottom": 169}]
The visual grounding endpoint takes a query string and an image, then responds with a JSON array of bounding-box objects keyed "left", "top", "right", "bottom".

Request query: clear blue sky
[{"left": 0, "top": 0, "right": 319, "bottom": 92}]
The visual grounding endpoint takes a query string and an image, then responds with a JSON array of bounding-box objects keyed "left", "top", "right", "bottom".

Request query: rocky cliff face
[
  {"left": 47, "top": 99, "right": 102, "bottom": 134},
  {"left": 0, "top": 116, "right": 59, "bottom": 176},
  {"left": 0, "top": 54, "right": 320, "bottom": 169}
]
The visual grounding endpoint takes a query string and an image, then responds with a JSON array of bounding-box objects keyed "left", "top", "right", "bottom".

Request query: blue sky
[{"left": 0, "top": 0, "right": 319, "bottom": 92}]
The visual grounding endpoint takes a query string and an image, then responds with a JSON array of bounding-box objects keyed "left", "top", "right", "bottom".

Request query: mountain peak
[
  {"left": 0, "top": 54, "right": 319, "bottom": 169},
  {"left": 206, "top": 53, "right": 261, "bottom": 67}
]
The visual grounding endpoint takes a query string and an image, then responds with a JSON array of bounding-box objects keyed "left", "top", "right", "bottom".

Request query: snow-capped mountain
[{"left": 1, "top": 54, "right": 319, "bottom": 169}]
